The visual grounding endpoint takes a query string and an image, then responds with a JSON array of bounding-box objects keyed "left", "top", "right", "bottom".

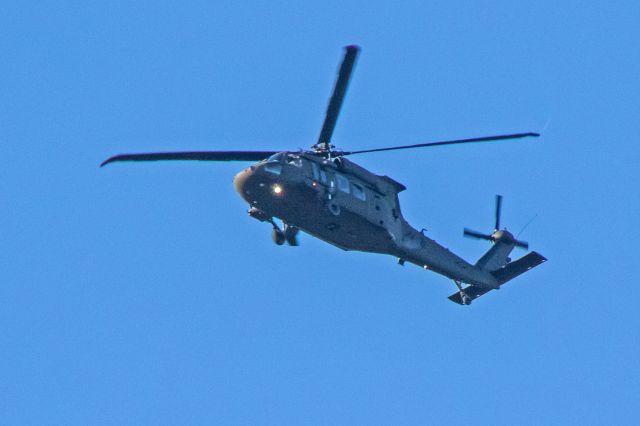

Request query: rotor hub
[{"left": 492, "top": 229, "right": 515, "bottom": 244}]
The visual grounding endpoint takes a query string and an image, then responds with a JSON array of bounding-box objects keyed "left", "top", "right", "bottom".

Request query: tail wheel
[{"left": 461, "top": 293, "right": 472, "bottom": 305}]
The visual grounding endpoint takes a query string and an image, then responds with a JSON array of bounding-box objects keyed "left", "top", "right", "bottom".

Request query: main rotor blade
[
  {"left": 341, "top": 132, "right": 540, "bottom": 156},
  {"left": 514, "top": 239, "right": 529, "bottom": 250},
  {"left": 495, "top": 194, "right": 503, "bottom": 231},
  {"left": 463, "top": 228, "right": 493, "bottom": 241},
  {"left": 315, "top": 45, "right": 360, "bottom": 150},
  {"left": 100, "top": 151, "right": 278, "bottom": 167}
]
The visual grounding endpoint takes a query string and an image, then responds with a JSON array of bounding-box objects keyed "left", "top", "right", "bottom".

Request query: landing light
[{"left": 272, "top": 184, "right": 283, "bottom": 195}]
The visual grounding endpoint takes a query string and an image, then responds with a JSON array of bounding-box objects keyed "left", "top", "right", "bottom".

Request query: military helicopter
[{"left": 102, "top": 45, "right": 546, "bottom": 305}]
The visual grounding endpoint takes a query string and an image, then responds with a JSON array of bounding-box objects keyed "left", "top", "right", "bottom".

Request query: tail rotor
[{"left": 463, "top": 195, "right": 529, "bottom": 249}]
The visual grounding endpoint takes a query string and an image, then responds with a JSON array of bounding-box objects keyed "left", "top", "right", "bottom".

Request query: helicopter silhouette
[{"left": 102, "top": 45, "right": 546, "bottom": 305}]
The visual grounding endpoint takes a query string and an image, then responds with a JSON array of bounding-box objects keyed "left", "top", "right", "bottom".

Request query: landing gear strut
[
  {"left": 453, "top": 280, "right": 472, "bottom": 305},
  {"left": 269, "top": 219, "right": 298, "bottom": 246}
]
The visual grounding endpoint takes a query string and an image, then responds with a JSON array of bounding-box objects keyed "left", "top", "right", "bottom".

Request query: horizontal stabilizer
[
  {"left": 491, "top": 251, "right": 547, "bottom": 284},
  {"left": 449, "top": 251, "right": 547, "bottom": 305},
  {"left": 448, "top": 286, "right": 492, "bottom": 305}
]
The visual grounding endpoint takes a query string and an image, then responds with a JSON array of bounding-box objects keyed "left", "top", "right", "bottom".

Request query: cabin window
[
  {"left": 336, "top": 173, "right": 350, "bottom": 193},
  {"left": 310, "top": 162, "right": 320, "bottom": 180},
  {"left": 352, "top": 183, "right": 366, "bottom": 201},
  {"left": 264, "top": 162, "right": 282, "bottom": 175}
]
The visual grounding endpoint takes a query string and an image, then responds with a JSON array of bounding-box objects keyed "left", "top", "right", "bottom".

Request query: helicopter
[{"left": 101, "top": 45, "right": 546, "bottom": 305}]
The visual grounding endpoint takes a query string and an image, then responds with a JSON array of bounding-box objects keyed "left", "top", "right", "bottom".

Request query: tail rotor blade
[
  {"left": 466, "top": 195, "right": 534, "bottom": 250},
  {"left": 495, "top": 194, "right": 503, "bottom": 230},
  {"left": 464, "top": 228, "right": 493, "bottom": 241}
]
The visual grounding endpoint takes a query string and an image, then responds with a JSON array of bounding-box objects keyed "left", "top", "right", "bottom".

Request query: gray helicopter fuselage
[
  {"left": 233, "top": 151, "right": 501, "bottom": 288},
  {"left": 101, "top": 45, "right": 545, "bottom": 304}
]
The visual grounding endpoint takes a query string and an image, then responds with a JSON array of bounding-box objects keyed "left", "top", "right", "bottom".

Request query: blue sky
[{"left": 2, "top": 1, "right": 639, "bottom": 424}]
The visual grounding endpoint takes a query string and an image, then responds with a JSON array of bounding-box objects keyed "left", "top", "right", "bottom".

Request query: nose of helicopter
[
  {"left": 233, "top": 163, "right": 285, "bottom": 205},
  {"left": 233, "top": 167, "right": 254, "bottom": 197}
]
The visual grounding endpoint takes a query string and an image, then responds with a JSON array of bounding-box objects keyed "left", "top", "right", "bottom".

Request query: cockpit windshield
[
  {"left": 286, "top": 154, "right": 302, "bottom": 167},
  {"left": 265, "top": 152, "right": 285, "bottom": 163}
]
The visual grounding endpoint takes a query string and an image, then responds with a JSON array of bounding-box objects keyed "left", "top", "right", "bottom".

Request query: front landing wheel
[{"left": 272, "top": 228, "right": 285, "bottom": 245}]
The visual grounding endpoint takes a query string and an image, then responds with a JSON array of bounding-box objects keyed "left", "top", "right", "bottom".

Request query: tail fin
[
  {"left": 464, "top": 195, "right": 530, "bottom": 271},
  {"left": 475, "top": 240, "right": 513, "bottom": 271}
]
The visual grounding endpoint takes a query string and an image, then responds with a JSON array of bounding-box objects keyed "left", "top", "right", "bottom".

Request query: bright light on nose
[{"left": 272, "top": 184, "right": 283, "bottom": 195}]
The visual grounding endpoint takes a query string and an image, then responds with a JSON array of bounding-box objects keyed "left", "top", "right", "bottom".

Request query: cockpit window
[
  {"left": 263, "top": 152, "right": 285, "bottom": 174},
  {"left": 286, "top": 154, "right": 302, "bottom": 167},
  {"left": 266, "top": 153, "right": 285, "bottom": 163},
  {"left": 319, "top": 169, "right": 328, "bottom": 184},
  {"left": 264, "top": 162, "right": 282, "bottom": 175},
  {"left": 310, "top": 162, "right": 320, "bottom": 180}
]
